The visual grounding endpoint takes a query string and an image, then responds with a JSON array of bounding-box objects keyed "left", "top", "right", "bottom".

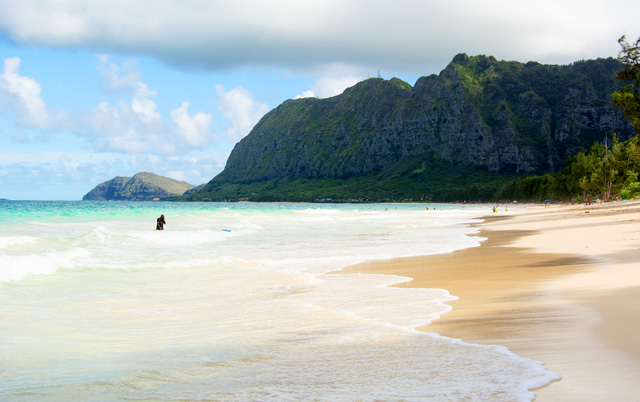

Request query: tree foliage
[
  {"left": 497, "top": 134, "right": 640, "bottom": 203},
  {"left": 613, "top": 36, "right": 640, "bottom": 133}
]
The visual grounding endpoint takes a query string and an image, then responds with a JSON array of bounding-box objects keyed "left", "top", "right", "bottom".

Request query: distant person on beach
[{"left": 156, "top": 214, "right": 166, "bottom": 230}]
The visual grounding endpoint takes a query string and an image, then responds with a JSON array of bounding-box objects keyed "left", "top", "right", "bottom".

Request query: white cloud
[
  {"left": 171, "top": 101, "right": 214, "bottom": 147},
  {"left": 180, "top": 151, "right": 230, "bottom": 184},
  {"left": 0, "top": 150, "right": 121, "bottom": 165},
  {"left": 0, "top": 0, "right": 638, "bottom": 75},
  {"left": 166, "top": 170, "right": 187, "bottom": 182},
  {"left": 216, "top": 84, "right": 268, "bottom": 141},
  {"left": 97, "top": 55, "right": 156, "bottom": 98},
  {"left": 295, "top": 90, "right": 316, "bottom": 99},
  {"left": 0, "top": 57, "right": 57, "bottom": 128},
  {"left": 88, "top": 57, "right": 215, "bottom": 154},
  {"left": 96, "top": 55, "right": 161, "bottom": 125},
  {"left": 131, "top": 97, "right": 160, "bottom": 124},
  {"left": 87, "top": 98, "right": 167, "bottom": 154},
  {"left": 295, "top": 64, "right": 366, "bottom": 99}
]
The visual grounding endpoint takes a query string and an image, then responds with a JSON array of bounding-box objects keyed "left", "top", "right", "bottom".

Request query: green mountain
[
  {"left": 187, "top": 54, "right": 634, "bottom": 202},
  {"left": 83, "top": 172, "right": 196, "bottom": 201}
]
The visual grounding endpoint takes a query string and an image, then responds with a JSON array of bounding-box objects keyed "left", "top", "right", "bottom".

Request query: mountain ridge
[{"left": 187, "top": 54, "right": 634, "bottom": 202}]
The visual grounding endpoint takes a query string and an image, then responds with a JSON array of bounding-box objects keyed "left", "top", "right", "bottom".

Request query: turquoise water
[{"left": 0, "top": 201, "right": 558, "bottom": 401}]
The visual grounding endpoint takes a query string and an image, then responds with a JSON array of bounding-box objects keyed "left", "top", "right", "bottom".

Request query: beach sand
[{"left": 340, "top": 200, "right": 640, "bottom": 401}]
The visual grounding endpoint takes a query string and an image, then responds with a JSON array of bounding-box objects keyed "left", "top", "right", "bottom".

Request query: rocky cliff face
[
  {"left": 83, "top": 172, "right": 195, "bottom": 201},
  {"left": 213, "top": 55, "right": 632, "bottom": 187}
]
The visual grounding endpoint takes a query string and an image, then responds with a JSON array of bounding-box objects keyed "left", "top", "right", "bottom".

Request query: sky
[{"left": 0, "top": 0, "right": 638, "bottom": 200}]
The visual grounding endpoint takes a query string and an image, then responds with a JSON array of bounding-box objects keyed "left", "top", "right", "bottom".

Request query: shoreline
[{"left": 339, "top": 200, "right": 640, "bottom": 401}]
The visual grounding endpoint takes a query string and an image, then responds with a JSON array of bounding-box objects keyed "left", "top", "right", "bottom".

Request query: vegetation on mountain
[
  {"left": 184, "top": 51, "right": 636, "bottom": 203},
  {"left": 613, "top": 36, "right": 640, "bottom": 133},
  {"left": 488, "top": 37, "right": 640, "bottom": 203},
  {"left": 186, "top": 151, "right": 519, "bottom": 202},
  {"left": 497, "top": 36, "right": 640, "bottom": 203},
  {"left": 83, "top": 172, "right": 196, "bottom": 201}
]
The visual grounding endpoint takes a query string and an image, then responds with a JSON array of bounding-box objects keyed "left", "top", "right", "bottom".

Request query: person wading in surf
[{"left": 156, "top": 214, "right": 166, "bottom": 230}]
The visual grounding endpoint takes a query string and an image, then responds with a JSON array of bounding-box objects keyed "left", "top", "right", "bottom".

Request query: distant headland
[{"left": 82, "top": 172, "right": 201, "bottom": 201}]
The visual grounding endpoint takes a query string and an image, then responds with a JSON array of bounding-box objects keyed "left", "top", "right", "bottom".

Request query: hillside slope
[{"left": 189, "top": 55, "right": 633, "bottom": 202}]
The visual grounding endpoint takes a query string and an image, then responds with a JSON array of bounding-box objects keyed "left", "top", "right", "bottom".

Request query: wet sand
[{"left": 341, "top": 200, "right": 640, "bottom": 401}]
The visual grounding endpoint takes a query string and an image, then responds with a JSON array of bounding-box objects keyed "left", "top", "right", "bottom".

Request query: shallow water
[{"left": 0, "top": 201, "right": 558, "bottom": 401}]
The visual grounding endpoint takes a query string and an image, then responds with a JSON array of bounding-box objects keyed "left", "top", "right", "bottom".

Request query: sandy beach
[{"left": 342, "top": 200, "right": 640, "bottom": 401}]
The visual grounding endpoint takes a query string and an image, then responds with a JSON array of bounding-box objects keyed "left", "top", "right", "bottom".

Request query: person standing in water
[{"left": 156, "top": 214, "right": 166, "bottom": 230}]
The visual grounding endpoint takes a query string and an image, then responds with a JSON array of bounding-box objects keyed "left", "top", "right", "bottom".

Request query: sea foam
[{"left": 0, "top": 201, "right": 556, "bottom": 401}]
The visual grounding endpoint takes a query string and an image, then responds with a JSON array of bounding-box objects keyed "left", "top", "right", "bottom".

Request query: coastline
[{"left": 339, "top": 200, "right": 640, "bottom": 401}]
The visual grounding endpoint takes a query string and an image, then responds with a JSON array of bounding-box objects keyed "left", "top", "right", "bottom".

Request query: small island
[{"left": 82, "top": 172, "right": 197, "bottom": 201}]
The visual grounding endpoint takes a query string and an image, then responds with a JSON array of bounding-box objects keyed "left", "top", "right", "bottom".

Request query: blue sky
[{"left": 0, "top": 0, "right": 638, "bottom": 200}]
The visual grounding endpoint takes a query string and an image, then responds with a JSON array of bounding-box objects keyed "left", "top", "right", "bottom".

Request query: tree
[
  {"left": 619, "top": 135, "right": 640, "bottom": 176},
  {"left": 618, "top": 134, "right": 640, "bottom": 197},
  {"left": 590, "top": 135, "right": 622, "bottom": 201},
  {"left": 566, "top": 151, "right": 596, "bottom": 200},
  {"left": 613, "top": 36, "right": 640, "bottom": 133}
]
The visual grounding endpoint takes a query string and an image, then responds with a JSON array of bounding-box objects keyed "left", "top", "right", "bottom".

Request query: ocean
[{"left": 0, "top": 201, "right": 558, "bottom": 401}]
